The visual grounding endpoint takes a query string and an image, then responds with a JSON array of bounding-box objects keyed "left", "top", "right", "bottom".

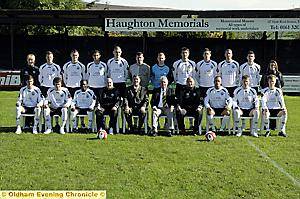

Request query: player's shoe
[
  {"left": 251, "top": 131, "right": 259, "bottom": 138},
  {"left": 32, "top": 127, "right": 38, "bottom": 134},
  {"left": 278, "top": 131, "right": 287, "bottom": 137},
  {"left": 60, "top": 127, "right": 65, "bottom": 135},
  {"left": 265, "top": 131, "right": 270, "bottom": 137},
  {"left": 44, "top": 128, "right": 52, "bottom": 134},
  {"left": 109, "top": 127, "right": 113, "bottom": 135},
  {"left": 15, "top": 126, "right": 22, "bottom": 134}
]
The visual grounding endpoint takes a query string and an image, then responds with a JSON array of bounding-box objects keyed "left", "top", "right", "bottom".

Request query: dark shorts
[
  {"left": 269, "top": 109, "right": 283, "bottom": 117},
  {"left": 240, "top": 109, "right": 252, "bottom": 116},
  {"left": 23, "top": 107, "right": 35, "bottom": 114},
  {"left": 90, "top": 87, "right": 105, "bottom": 102},
  {"left": 225, "top": 87, "right": 237, "bottom": 97},
  {"left": 50, "top": 107, "right": 63, "bottom": 116},
  {"left": 114, "top": 82, "right": 127, "bottom": 98},
  {"left": 74, "top": 108, "right": 91, "bottom": 115},
  {"left": 199, "top": 86, "right": 211, "bottom": 98},
  {"left": 40, "top": 86, "right": 50, "bottom": 98},
  {"left": 213, "top": 108, "right": 227, "bottom": 116},
  {"left": 175, "top": 83, "right": 185, "bottom": 98},
  {"left": 67, "top": 87, "right": 79, "bottom": 98}
]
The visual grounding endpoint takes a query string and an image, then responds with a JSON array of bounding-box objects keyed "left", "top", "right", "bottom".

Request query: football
[
  {"left": 205, "top": 131, "right": 216, "bottom": 142},
  {"left": 97, "top": 129, "right": 108, "bottom": 139}
]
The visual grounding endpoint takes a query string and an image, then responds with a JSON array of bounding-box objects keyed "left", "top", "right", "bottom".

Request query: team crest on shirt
[
  {"left": 275, "top": 92, "right": 278, "bottom": 96},
  {"left": 211, "top": 66, "right": 213, "bottom": 69},
  {"left": 86, "top": 95, "right": 89, "bottom": 98},
  {"left": 61, "top": 94, "right": 64, "bottom": 97},
  {"left": 52, "top": 69, "right": 56, "bottom": 72},
  {"left": 231, "top": 65, "right": 235, "bottom": 69},
  {"left": 221, "top": 92, "right": 224, "bottom": 95},
  {"left": 32, "top": 92, "right": 35, "bottom": 96},
  {"left": 77, "top": 66, "right": 80, "bottom": 70}
]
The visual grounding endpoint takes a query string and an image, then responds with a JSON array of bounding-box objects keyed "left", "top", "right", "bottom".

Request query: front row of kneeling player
[{"left": 15, "top": 74, "right": 287, "bottom": 137}]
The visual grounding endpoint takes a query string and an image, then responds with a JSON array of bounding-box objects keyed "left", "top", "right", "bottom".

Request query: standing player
[
  {"left": 239, "top": 51, "right": 261, "bottom": 93},
  {"left": 20, "top": 54, "right": 39, "bottom": 87},
  {"left": 232, "top": 75, "right": 259, "bottom": 137},
  {"left": 62, "top": 49, "right": 86, "bottom": 97},
  {"left": 86, "top": 50, "right": 107, "bottom": 101},
  {"left": 150, "top": 52, "right": 170, "bottom": 93},
  {"left": 173, "top": 47, "right": 196, "bottom": 98},
  {"left": 195, "top": 48, "right": 218, "bottom": 98},
  {"left": 70, "top": 80, "right": 96, "bottom": 132},
  {"left": 44, "top": 77, "right": 72, "bottom": 135},
  {"left": 107, "top": 46, "right": 129, "bottom": 98},
  {"left": 39, "top": 51, "right": 61, "bottom": 97},
  {"left": 261, "top": 75, "right": 288, "bottom": 137},
  {"left": 217, "top": 49, "right": 240, "bottom": 96},
  {"left": 204, "top": 76, "right": 232, "bottom": 132},
  {"left": 129, "top": 52, "right": 151, "bottom": 88},
  {"left": 15, "top": 75, "right": 43, "bottom": 134}
]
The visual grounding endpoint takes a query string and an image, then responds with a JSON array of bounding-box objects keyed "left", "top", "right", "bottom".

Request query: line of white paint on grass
[{"left": 245, "top": 137, "right": 300, "bottom": 188}]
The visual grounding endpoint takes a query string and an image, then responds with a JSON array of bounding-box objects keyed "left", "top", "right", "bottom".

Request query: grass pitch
[{"left": 0, "top": 91, "right": 299, "bottom": 198}]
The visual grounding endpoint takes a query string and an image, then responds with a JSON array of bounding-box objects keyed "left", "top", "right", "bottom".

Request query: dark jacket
[
  {"left": 260, "top": 70, "right": 284, "bottom": 89},
  {"left": 98, "top": 87, "right": 120, "bottom": 109},
  {"left": 124, "top": 85, "right": 148, "bottom": 109},
  {"left": 151, "top": 88, "right": 176, "bottom": 108},
  {"left": 20, "top": 65, "right": 40, "bottom": 87},
  {"left": 177, "top": 86, "right": 203, "bottom": 110}
]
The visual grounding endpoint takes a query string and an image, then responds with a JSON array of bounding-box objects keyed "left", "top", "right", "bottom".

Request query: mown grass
[{"left": 0, "top": 92, "right": 299, "bottom": 198}]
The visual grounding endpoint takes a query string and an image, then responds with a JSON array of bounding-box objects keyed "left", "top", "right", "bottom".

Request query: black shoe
[
  {"left": 278, "top": 131, "right": 287, "bottom": 137},
  {"left": 265, "top": 131, "right": 270, "bottom": 137},
  {"left": 167, "top": 130, "right": 173, "bottom": 137},
  {"left": 149, "top": 129, "right": 157, "bottom": 137}
]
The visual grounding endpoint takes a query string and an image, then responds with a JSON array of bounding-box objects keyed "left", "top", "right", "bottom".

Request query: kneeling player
[
  {"left": 15, "top": 75, "right": 43, "bottom": 134},
  {"left": 44, "top": 77, "right": 72, "bottom": 134},
  {"left": 70, "top": 80, "right": 96, "bottom": 132},
  {"left": 204, "top": 76, "right": 232, "bottom": 132},
  {"left": 232, "top": 75, "right": 259, "bottom": 137},
  {"left": 261, "top": 75, "right": 288, "bottom": 137}
]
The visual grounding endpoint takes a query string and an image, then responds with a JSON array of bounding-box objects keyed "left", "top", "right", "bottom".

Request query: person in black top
[
  {"left": 260, "top": 60, "right": 284, "bottom": 89},
  {"left": 95, "top": 78, "right": 120, "bottom": 134},
  {"left": 20, "top": 54, "right": 40, "bottom": 87},
  {"left": 151, "top": 76, "right": 176, "bottom": 137},
  {"left": 176, "top": 77, "right": 203, "bottom": 135},
  {"left": 124, "top": 75, "right": 149, "bottom": 134}
]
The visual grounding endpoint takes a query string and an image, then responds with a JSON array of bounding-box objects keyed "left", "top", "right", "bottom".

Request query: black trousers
[
  {"left": 176, "top": 108, "right": 202, "bottom": 131},
  {"left": 124, "top": 107, "right": 146, "bottom": 129},
  {"left": 95, "top": 106, "right": 118, "bottom": 131}
]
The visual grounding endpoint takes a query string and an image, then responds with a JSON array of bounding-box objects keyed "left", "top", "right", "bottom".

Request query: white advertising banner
[{"left": 105, "top": 18, "right": 300, "bottom": 32}]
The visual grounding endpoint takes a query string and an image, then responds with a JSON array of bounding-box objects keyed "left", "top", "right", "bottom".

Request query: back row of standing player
[{"left": 22, "top": 46, "right": 274, "bottom": 100}]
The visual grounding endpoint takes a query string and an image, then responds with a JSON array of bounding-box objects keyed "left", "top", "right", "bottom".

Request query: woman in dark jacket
[{"left": 260, "top": 60, "right": 284, "bottom": 89}]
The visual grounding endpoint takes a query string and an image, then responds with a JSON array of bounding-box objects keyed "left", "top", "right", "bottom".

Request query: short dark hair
[
  {"left": 93, "top": 50, "right": 100, "bottom": 55},
  {"left": 53, "top": 77, "right": 62, "bottom": 85},
  {"left": 80, "top": 79, "right": 88, "bottom": 86},
  {"left": 46, "top": 51, "right": 53, "bottom": 55},
  {"left": 136, "top": 52, "right": 143, "bottom": 56},
  {"left": 71, "top": 49, "right": 79, "bottom": 54},
  {"left": 248, "top": 50, "right": 255, "bottom": 55},
  {"left": 181, "top": 47, "right": 189, "bottom": 52},
  {"left": 204, "top": 48, "right": 210, "bottom": 52},
  {"left": 27, "top": 75, "right": 34, "bottom": 81},
  {"left": 214, "top": 75, "right": 222, "bottom": 80}
]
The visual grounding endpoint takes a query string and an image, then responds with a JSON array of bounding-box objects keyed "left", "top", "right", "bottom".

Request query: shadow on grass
[{"left": 0, "top": 126, "right": 16, "bottom": 133}]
